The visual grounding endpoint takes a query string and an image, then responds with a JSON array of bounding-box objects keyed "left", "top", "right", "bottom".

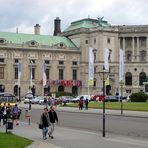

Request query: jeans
[
  {"left": 42, "top": 127, "right": 48, "bottom": 139},
  {"left": 49, "top": 123, "right": 55, "bottom": 136}
]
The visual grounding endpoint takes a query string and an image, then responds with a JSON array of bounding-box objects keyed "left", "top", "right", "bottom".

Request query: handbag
[{"left": 38, "top": 123, "right": 43, "bottom": 129}]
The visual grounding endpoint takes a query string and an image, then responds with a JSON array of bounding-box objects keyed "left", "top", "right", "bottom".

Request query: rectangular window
[
  {"left": 14, "top": 59, "right": 19, "bottom": 63},
  {"left": 15, "top": 67, "right": 18, "bottom": 79},
  {"left": 30, "top": 59, "right": 35, "bottom": 64},
  {"left": 72, "top": 61, "right": 77, "bottom": 65},
  {"left": 0, "top": 67, "right": 4, "bottom": 79},
  {"left": 46, "top": 69, "right": 50, "bottom": 79},
  {"left": 59, "top": 69, "right": 64, "bottom": 80},
  {"left": 0, "top": 58, "right": 4, "bottom": 63},
  {"left": 73, "top": 69, "right": 77, "bottom": 80},
  {"left": 107, "top": 38, "right": 111, "bottom": 44},
  {"left": 59, "top": 61, "right": 64, "bottom": 65},
  {"left": 32, "top": 68, "right": 35, "bottom": 79},
  {"left": 45, "top": 60, "right": 50, "bottom": 64},
  {"left": 85, "top": 40, "right": 88, "bottom": 44}
]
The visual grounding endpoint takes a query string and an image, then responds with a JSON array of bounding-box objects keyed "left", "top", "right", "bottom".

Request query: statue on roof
[{"left": 97, "top": 16, "right": 104, "bottom": 26}]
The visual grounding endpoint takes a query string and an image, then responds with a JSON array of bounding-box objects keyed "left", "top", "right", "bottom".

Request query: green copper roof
[
  {"left": 0, "top": 32, "right": 77, "bottom": 48},
  {"left": 64, "top": 18, "right": 111, "bottom": 32}
]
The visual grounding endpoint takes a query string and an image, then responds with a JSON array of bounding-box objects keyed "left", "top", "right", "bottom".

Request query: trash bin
[{"left": 7, "top": 118, "right": 13, "bottom": 130}]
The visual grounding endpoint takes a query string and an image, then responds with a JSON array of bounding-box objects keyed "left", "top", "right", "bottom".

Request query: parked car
[
  {"left": 24, "top": 93, "right": 34, "bottom": 104},
  {"left": 105, "top": 96, "right": 118, "bottom": 102},
  {"left": 90, "top": 95, "right": 104, "bottom": 101},
  {"left": 38, "top": 96, "right": 47, "bottom": 105},
  {"left": 72, "top": 95, "right": 91, "bottom": 103},
  {"left": 58, "top": 96, "right": 74, "bottom": 103},
  {"left": 31, "top": 96, "right": 44, "bottom": 104}
]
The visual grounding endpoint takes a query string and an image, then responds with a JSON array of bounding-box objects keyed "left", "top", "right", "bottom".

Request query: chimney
[
  {"left": 53, "top": 17, "right": 61, "bottom": 36},
  {"left": 34, "top": 24, "right": 40, "bottom": 35}
]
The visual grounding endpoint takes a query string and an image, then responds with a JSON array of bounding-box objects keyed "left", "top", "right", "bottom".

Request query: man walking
[{"left": 48, "top": 106, "right": 58, "bottom": 139}]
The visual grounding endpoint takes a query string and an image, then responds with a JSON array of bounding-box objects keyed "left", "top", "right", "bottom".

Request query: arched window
[
  {"left": 72, "top": 86, "right": 78, "bottom": 97},
  {"left": 58, "top": 85, "right": 64, "bottom": 92},
  {"left": 13, "top": 85, "right": 20, "bottom": 96},
  {"left": 139, "top": 72, "right": 146, "bottom": 86},
  {"left": 125, "top": 72, "right": 132, "bottom": 85},
  {"left": 44, "top": 86, "right": 50, "bottom": 96}
]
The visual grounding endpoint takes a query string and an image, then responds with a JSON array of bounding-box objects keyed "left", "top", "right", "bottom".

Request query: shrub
[
  {"left": 130, "top": 91, "right": 148, "bottom": 102},
  {"left": 50, "top": 92, "right": 72, "bottom": 98}
]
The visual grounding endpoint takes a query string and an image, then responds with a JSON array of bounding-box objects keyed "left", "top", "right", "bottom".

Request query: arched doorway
[
  {"left": 58, "top": 85, "right": 64, "bottom": 92},
  {"left": 44, "top": 85, "right": 50, "bottom": 96},
  {"left": 72, "top": 86, "right": 78, "bottom": 97},
  {"left": 139, "top": 72, "right": 146, "bottom": 86},
  {"left": 0, "top": 84, "right": 5, "bottom": 92},
  {"left": 125, "top": 72, "right": 132, "bottom": 85},
  {"left": 31, "top": 85, "right": 36, "bottom": 96},
  {"left": 106, "top": 85, "right": 111, "bottom": 95},
  {"left": 14, "top": 85, "right": 20, "bottom": 96}
]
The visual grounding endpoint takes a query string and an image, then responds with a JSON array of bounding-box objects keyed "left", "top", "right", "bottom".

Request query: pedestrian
[
  {"left": 40, "top": 107, "right": 50, "bottom": 140},
  {"left": 1, "top": 103, "right": 8, "bottom": 125},
  {"left": 0, "top": 103, "right": 2, "bottom": 126},
  {"left": 48, "top": 106, "right": 58, "bottom": 139},
  {"left": 54, "top": 99, "right": 58, "bottom": 109},
  {"left": 79, "top": 96, "right": 84, "bottom": 110},
  {"left": 12, "top": 104, "right": 19, "bottom": 125},
  {"left": 85, "top": 99, "right": 89, "bottom": 110}
]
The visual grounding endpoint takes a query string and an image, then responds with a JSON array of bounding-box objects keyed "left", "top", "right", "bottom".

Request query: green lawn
[
  {"left": 65, "top": 102, "right": 148, "bottom": 111},
  {"left": 0, "top": 132, "right": 32, "bottom": 148}
]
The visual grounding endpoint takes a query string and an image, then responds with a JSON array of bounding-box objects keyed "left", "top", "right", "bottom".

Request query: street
[{"left": 20, "top": 107, "right": 148, "bottom": 140}]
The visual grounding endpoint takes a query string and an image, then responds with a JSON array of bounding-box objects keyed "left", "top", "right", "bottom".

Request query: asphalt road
[{"left": 21, "top": 108, "right": 148, "bottom": 140}]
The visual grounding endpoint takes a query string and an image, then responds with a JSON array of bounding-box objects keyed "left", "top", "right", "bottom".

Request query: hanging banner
[{"left": 88, "top": 47, "right": 94, "bottom": 86}]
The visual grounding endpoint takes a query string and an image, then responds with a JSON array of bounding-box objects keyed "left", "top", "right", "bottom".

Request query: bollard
[{"left": 25, "top": 110, "right": 31, "bottom": 125}]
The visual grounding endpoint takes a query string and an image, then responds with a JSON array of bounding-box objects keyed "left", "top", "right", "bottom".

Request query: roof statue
[{"left": 97, "top": 16, "right": 104, "bottom": 27}]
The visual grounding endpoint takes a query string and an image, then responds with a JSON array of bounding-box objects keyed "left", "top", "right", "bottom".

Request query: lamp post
[
  {"left": 99, "top": 66, "right": 109, "bottom": 137},
  {"left": 119, "top": 80, "right": 124, "bottom": 115}
]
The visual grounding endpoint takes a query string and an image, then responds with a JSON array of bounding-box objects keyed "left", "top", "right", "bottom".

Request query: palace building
[{"left": 0, "top": 17, "right": 148, "bottom": 97}]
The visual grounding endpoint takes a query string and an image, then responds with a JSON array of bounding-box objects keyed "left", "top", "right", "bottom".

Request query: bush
[{"left": 130, "top": 91, "right": 148, "bottom": 102}]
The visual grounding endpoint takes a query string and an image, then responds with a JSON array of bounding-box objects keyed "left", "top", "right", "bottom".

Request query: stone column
[
  {"left": 137, "top": 37, "right": 139, "bottom": 62},
  {"left": 132, "top": 37, "right": 135, "bottom": 62},
  {"left": 146, "top": 37, "right": 148, "bottom": 62},
  {"left": 123, "top": 37, "right": 125, "bottom": 50}
]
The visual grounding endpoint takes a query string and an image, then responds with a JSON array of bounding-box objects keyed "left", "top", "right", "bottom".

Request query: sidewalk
[
  {"left": 0, "top": 121, "right": 148, "bottom": 148},
  {"left": 1, "top": 103, "right": 147, "bottom": 148}
]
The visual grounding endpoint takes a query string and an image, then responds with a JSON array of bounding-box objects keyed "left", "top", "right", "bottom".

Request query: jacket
[
  {"left": 48, "top": 110, "right": 58, "bottom": 123},
  {"left": 40, "top": 112, "right": 50, "bottom": 127}
]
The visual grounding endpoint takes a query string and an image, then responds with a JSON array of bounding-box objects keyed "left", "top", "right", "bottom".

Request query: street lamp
[
  {"left": 98, "top": 66, "right": 109, "bottom": 137},
  {"left": 119, "top": 80, "right": 124, "bottom": 115}
]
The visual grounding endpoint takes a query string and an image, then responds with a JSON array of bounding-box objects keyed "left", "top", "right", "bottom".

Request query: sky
[{"left": 0, "top": 0, "right": 148, "bottom": 35}]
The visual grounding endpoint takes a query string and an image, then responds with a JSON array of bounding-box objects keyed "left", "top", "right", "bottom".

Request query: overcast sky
[{"left": 0, "top": 0, "right": 148, "bottom": 35}]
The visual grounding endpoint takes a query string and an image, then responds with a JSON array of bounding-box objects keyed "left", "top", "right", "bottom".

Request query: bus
[{"left": 0, "top": 92, "right": 17, "bottom": 106}]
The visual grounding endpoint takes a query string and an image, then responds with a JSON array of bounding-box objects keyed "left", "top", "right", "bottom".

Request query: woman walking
[{"left": 40, "top": 107, "right": 50, "bottom": 140}]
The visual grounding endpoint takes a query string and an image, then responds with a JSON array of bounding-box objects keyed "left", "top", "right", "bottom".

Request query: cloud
[{"left": 0, "top": 0, "right": 148, "bottom": 35}]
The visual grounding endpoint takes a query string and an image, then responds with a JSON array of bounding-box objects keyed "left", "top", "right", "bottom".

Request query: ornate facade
[{"left": 0, "top": 17, "right": 147, "bottom": 97}]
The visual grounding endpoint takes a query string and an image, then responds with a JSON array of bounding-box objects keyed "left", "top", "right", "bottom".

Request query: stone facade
[{"left": 0, "top": 18, "right": 148, "bottom": 97}]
